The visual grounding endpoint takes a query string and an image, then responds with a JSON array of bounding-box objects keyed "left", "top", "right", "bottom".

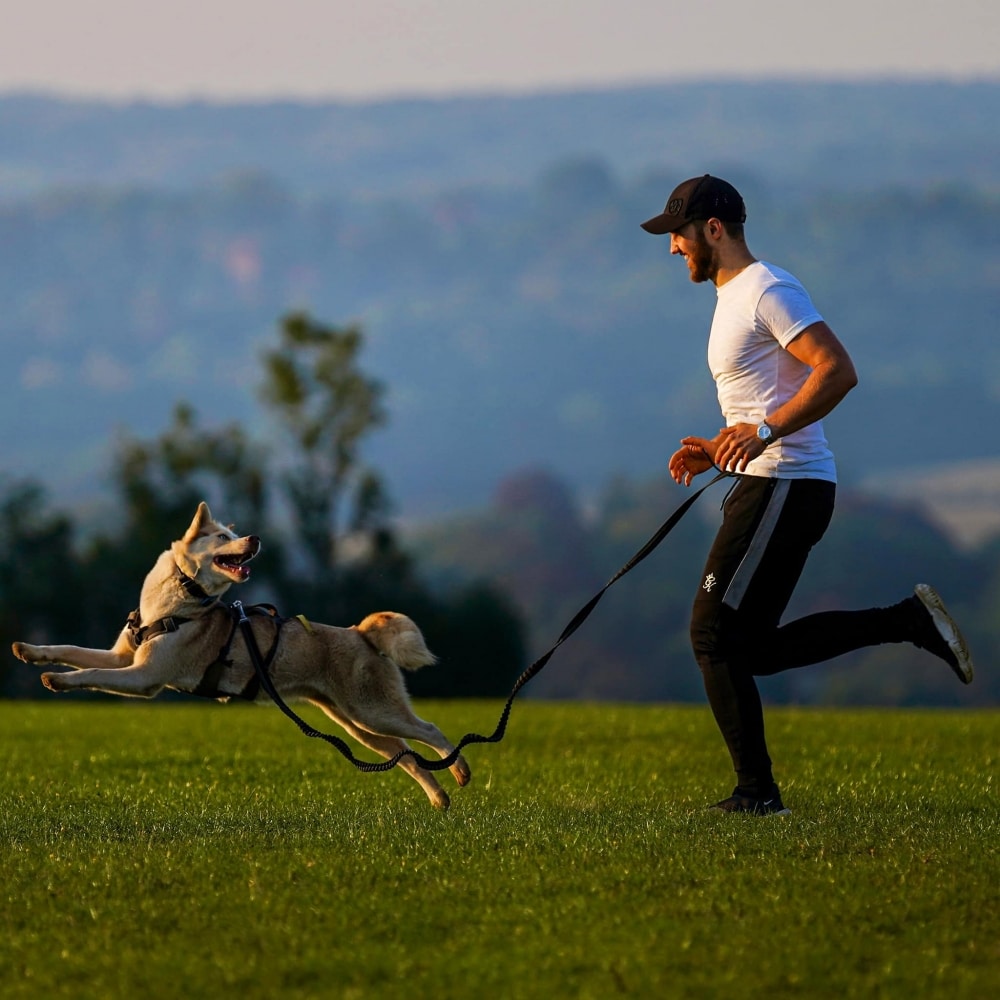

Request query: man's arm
[{"left": 713, "top": 321, "right": 858, "bottom": 473}]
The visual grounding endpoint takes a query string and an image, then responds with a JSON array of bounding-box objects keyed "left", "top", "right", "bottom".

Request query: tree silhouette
[{"left": 259, "top": 311, "right": 386, "bottom": 589}]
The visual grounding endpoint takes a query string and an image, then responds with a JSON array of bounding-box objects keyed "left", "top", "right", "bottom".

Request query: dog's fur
[{"left": 12, "top": 502, "right": 471, "bottom": 810}]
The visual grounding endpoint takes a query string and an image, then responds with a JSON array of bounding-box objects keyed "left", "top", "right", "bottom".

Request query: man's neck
[{"left": 712, "top": 249, "right": 758, "bottom": 288}]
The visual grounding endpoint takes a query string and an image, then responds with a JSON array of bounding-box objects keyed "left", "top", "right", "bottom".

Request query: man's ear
[{"left": 705, "top": 217, "right": 725, "bottom": 240}]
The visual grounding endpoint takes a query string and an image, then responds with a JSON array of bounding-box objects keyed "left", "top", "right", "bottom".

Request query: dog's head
[{"left": 170, "top": 501, "right": 261, "bottom": 596}]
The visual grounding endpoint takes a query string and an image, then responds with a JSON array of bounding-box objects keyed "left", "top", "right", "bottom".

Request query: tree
[
  {"left": 259, "top": 311, "right": 387, "bottom": 587},
  {"left": 0, "top": 313, "right": 528, "bottom": 700},
  {"left": 113, "top": 402, "right": 267, "bottom": 541},
  {"left": 0, "top": 479, "right": 81, "bottom": 696}
]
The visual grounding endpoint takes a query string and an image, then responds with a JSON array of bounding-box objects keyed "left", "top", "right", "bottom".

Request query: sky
[{"left": 2, "top": 0, "right": 998, "bottom": 102}]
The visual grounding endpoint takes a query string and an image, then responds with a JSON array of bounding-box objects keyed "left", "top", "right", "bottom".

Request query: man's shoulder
[
  {"left": 751, "top": 260, "right": 806, "bottom": 290},
  {"left": 720, "top": 261, "right": 806, "bottom": 303}
]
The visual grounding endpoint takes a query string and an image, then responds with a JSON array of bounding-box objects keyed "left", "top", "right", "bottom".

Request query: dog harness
[{"left": 125, "top": 597, "right": 291, "bottom": 702}]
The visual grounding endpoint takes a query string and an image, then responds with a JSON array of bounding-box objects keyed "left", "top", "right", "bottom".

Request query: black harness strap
[
  {"left": 127, "top": 599, "right": 280, "bottom": 702},
  {"left": 190, "top": 603, "right": 284, "bottom": 701},
  {"left": 126, "top": 610, "right": 195, "bottom": 648},
  {"left": 191, "top": 658, "right": 231, "bottom": 700},
  {"left": 234, "top": 605, "right": 285, "bottom": 700},
  {"left": 234, "top": 470, "right": 732, "bottom": 773}
]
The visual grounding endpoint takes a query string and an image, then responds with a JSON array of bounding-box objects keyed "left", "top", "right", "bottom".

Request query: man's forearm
[{"left": 767, "top": 361, "right": 858, "bottom": 439}]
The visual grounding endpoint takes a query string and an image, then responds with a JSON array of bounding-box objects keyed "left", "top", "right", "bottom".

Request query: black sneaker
[
  {"left": 710, "top": 784, "right": 791, "bottom": 816},
  {"left": 913, "top": 584, "right": 974, "bottom": 685}
]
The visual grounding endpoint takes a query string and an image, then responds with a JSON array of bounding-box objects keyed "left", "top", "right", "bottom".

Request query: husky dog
[{"left": 12, "top": 502, "right": 471, "bottom": 810}]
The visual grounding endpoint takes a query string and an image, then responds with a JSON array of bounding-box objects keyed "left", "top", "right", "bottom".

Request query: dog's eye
[{"left": 217, "top": 533, "right": 230, "bottom": 541}]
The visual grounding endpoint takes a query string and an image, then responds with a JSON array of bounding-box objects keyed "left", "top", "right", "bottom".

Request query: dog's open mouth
[{"left": 214, "top": 551, "right": 255, "bottom": 581}]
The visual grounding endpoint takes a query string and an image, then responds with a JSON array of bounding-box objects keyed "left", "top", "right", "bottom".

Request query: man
[{"left": 641, "top": 175, "right": 974, "bottom": 816}]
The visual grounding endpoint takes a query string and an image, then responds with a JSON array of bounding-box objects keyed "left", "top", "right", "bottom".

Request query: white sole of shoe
[{"left": 915, "top": 583, "right": 974, "bottom": 684}]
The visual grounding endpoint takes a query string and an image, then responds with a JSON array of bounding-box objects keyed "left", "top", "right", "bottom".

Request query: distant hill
[
  {"left": 2, "top": 81, "right": 998, "bottom": 198},
  {"left": 0, "top": 82, "right": 998, "bottom": 525},
  {"left": 862, "top": 459, "right": 1000, "bottom": 549}
]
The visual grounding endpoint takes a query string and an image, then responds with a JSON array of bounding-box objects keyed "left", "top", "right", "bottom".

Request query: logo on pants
[{"left": 703, "top": 573, "right": 717, "bottom": 593}]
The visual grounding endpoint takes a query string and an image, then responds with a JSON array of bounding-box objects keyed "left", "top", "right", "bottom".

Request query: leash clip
[{"left": 232, "top": 600, "right": 249, "bottom": 623}]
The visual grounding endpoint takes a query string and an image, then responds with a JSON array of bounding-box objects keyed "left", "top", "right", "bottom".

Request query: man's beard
[{"left": 687, "top": 232, "right": 716, "bottom": 283}]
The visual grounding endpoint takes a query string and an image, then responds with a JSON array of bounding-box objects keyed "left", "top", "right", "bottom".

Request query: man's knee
[
  {"left": 691, "top": 605, "right": 757, "bottom": 667},
  {"left": 690, "top": 603, "right": 724, "bottom": 665}
]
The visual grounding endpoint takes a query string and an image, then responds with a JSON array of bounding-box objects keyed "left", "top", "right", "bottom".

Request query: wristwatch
[{"left": 756, "top": 421, "right": 774, "bottom": 446}]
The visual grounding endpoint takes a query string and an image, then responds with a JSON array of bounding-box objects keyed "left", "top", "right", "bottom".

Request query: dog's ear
[
  {"left": 182, "top": 502, "right": 212, "bottom": 543},
  {"left": 172, "top": 503, "right": 212, "bottom": 576}
]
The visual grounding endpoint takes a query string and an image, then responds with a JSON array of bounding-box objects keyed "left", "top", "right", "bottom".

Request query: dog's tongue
[{"left": 216, "top": 556, "right": 251, "bottom": 580}]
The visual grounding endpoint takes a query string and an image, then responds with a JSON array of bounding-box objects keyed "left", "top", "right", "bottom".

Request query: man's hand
[
  {"left": 669, "top": 437, "right": 717, "bottom": 486},
  {"left": 714, "top": 423, "right": 767, "bottom": 473}
]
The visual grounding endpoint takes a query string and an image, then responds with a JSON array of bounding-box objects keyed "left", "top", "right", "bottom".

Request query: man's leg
[
  {"left": 690, "top": 476, "right": 973, "bottom": 809},
  {"left": 690, "top": 477, "right": 835, "bottom": 799},
  {"left": 752, "top": 590, "right": 973, "bottom": 683}
]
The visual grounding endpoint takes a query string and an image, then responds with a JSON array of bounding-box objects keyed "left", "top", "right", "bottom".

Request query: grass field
[{"left": 1, "top": 699, "right": 996, "bottom": 999}]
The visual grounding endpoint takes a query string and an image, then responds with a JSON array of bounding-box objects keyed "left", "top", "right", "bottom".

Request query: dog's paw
[
  {"left": 11, "top": 642, "right": 37, "bottom": 663},
  {"left": 431, "top": 789, "right": 451, "bottom": 811},
  {"left": 452, "top": 757, "right": 472, "bottom": 788},
  {"left": 40, "top": 672, "right": 66, "bottom": 692}
]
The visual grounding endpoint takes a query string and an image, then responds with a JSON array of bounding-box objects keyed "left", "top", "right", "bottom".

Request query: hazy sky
[{"left": 3, "top": 0, "right": 998, "bottom": 101}]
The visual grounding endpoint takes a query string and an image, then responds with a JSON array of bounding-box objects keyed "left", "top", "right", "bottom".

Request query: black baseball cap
[{"left": 640, "top": 174, "right": 747, "bottom": 234}]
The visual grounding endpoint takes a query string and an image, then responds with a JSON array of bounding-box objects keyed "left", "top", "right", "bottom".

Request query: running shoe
[
  {"left": 710, "top": 784, "right": 791, "bottom": 816},
  {"left": 913, "top": 584, "right": 974, "bottom": 684}
]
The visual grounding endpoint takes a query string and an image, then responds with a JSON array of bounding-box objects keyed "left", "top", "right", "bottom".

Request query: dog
[{"left": 12, "top": 501, "right": 471, "bottom": 810}]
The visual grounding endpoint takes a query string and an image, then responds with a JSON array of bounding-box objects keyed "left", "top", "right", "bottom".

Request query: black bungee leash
[{"left": 235, "top": 469, "right": 733, "bottom": 773}]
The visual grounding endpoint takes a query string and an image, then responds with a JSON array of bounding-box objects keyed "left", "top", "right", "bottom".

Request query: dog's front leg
[
  {"left": 36, "top": 634, "right": 176, "bottom": 698},
  {"left": 12, "top": 626, "right": 135, "bottom": 672},
  {"left": 40, "top": 654, "right": 172, "bottom": 698}
]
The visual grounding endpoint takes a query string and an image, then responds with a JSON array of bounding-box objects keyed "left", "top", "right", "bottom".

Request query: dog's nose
[{"left": 248, "top": 535, "right": 261, "bottom": 553}]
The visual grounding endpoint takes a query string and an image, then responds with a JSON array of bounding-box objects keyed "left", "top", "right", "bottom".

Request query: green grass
[{"left": 1, "top": 700, "right": 997, "bottom": 999}]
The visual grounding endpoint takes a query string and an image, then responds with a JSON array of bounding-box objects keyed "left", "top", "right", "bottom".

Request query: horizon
[
  {"left": 4, "top": 73, "right": 1000, "bottom": 110},
  {"left": 3, "top": 1, "right": 998, "bottom": 103}
]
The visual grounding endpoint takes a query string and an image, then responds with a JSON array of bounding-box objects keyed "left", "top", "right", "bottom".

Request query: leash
[{"left": 237, "top": 470, "right": 733, "bottom": 773}]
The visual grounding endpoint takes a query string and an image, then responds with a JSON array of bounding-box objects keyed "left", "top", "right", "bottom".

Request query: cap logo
[{"left": 667, "top": 197, "right": 685, "bottom": 217}]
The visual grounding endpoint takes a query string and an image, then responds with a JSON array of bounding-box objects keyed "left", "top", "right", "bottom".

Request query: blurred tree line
[
  {"left": 411, "top": 469, "right": 999, "bottom": 708},
  {"left": 0, "top": 312, "right": 526, "bottom": 700}
]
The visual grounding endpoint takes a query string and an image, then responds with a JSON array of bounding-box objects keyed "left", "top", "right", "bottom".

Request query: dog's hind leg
[
  {"left": 351, "top": 707, "right": 472, "bottom": 790},
  {"left": 311, "top": 702, "right": 453, "bottom": 810}
]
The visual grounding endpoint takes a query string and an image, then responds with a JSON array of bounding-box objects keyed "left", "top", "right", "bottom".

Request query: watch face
[{"left": 757, "top": 424, "right": 772, "bottom": 442}]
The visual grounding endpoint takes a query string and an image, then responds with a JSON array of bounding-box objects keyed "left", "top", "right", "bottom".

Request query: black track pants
[{"left": 689, "top": 475, "right": 916, "bottom": 794}]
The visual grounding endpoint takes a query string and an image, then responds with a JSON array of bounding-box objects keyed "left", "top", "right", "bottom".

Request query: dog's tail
[{"left": 356, "top": 612, "right": 437, "bottom": 671}]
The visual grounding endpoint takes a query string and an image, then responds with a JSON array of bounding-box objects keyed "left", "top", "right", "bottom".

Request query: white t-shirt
[{"left": 708, "top": 260, "right": 837, "bottom": 482}]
